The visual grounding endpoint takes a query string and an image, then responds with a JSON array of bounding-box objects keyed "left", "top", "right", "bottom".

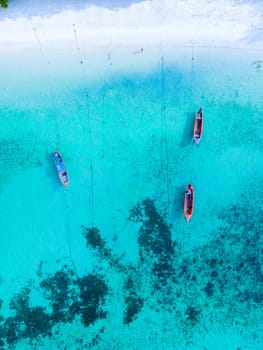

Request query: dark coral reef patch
[
  {"left": 0, "top": 267, "right": 108, "bottom": 347},
  {"left": 1, "top": 191, "right": 262, "bottom": 347},
  {"left": 124, "top": 296, "right": 144, "bottom": 324},
  {"left": 123, "top": 274, "right": 144, "bottom": 325},
  {"left": 82, "top": 226, "right": 106, "bottom": 251},
  {"left": 127, "top": 195, "right": 263, "bottom": 332},
  {"left": 129, "top": 199, "right": 175, "bottom": 287}
]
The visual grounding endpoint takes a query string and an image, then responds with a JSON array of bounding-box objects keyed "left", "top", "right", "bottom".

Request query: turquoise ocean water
[{"left": 0, "top": 43, "right": 263, "bottom": 349}]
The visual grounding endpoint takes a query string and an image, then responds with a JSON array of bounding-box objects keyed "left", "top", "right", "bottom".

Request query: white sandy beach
[{"left": 0, "top": 0, "right": 262, "bottom": 49}]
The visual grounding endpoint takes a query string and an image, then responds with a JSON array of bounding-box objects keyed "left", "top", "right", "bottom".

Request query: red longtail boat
[{"left": 184, "top": 184, "right": 194, "bottom": 221}]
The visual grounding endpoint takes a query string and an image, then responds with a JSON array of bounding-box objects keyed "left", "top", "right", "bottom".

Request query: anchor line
[
  {"left": 101, "top": 51, "right": 118, "bottom": 239},
  {"left": 102, "top": 92, "right": 106, "bottom": 160},
  {"left": 191, "top": 44, "right": 195, "bottom": 106},
  {"left": 32, "top": 26, "right": 60, "bottom": 145},
  {"left": 72, "top": 24, "right": 94, "bottom": 225},
  {"left": 33, "top": 26, "right": 78, "bottom": 275},
  {"left": 65, "top": 194, "right": 79, "bottom": 278},
  {"left": 161, "top": 55, "right": 170, "bottom": 212}
]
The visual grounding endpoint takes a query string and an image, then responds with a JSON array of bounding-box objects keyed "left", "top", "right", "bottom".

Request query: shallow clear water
[{"left": 0, "top": 44, "right": 262, "bottom": 349}]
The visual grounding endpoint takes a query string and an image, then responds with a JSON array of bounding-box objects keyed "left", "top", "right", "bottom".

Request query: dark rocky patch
[
  {"left": 205, "top": 258, "right": 218, "bottom": 269},
  {"left": 36, "top": 260, "right": 46, "bottom": 278},
  {"left": 3, "top": 286, "right": 52, "bottom": 343},
  {"left": 82, "top": 226, "right": 106, "bottom": 251},
  {"left": 40, "top": 269, "right": 73, "bottom": 323},
  {"left": 129, "top": 194, "right": 263, "bottom": 332},
  {"left": 153, "top": 259, "right": 173, "bottom": 286},
  {"left": 211, "top": 271, "right": 218, "bottom": 278},
  {"left": 123, "top": 273, "right": 144, "bottom": 325},
  {"left": 129, "top": 199, "right": 175, "bottom": 287},
  {"left": 252, "top": 292, "right": 263, "bottom": 304},
  {"left": 0, "top": 268, "right": 108, "bottom": 347},
  {"left": 75, "top": 274, "right": 108, "bottom": 327},
  {"left": 1, "top": 191, "right": 262, "bottom": 347},
  {"left": 203, "top": 282, "right": 214, "bottom": 297},
  {"left": 185, "top": 306, "right": 201, "bottom": 325},
  {"left": 81, "top": 225, "right": 135, "bottom": 276},
  {"left": 136, "top": 199, "right": 174, "bottom": 257},
  {"left": 128, "top": 202, "right": 143, "bottom": 222},
  {"left": 193, "top": 193, "right": 263, "bottom": 315},
  {"left": 124, "top": 296, "right": 144, "bottom": 324},
  {"left": 124, "top": 276, "right": 135, "bottom": 291}
]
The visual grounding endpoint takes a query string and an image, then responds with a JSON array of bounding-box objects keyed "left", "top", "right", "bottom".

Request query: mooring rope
[
  {"left": 33, "top": 26, "right": 78, "bottom": 276},
  {"left": 72, "top": 23, "right": 95, "bottom": 226},
  {"left": 32, "top": 26, "right": 60, "bottom": 144},
  {"left": 160, "top": 54, "right": 170, "bottom": 213},
  {"left": 65, "top": 193, "right": 79, "bottom": 278}
]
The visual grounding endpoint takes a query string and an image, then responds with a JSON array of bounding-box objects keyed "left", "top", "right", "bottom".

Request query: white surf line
[{"left": 72, "top": 23, "right": 95, "bottom": 226}]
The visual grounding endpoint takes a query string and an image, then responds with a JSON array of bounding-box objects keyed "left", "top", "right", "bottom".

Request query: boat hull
[
  {"left": 193, "top": 108, "right": 203, "bottom": 144},
  {"left": 184, "top": 184, "right": 194, "bottom": 221},
  {"left": 53, "top": 151, "right": 69, "bottom": 188}
]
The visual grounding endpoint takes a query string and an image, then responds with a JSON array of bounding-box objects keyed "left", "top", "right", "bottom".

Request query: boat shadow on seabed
[
  {"left": 180, "top": 112, "right": 195, "bottom": 147},
  {"left": 44, "top": 151, "right": 62, "bottom": 191},
  {"left": 172, "top": 184, "right": 186, "bottom": 220}
]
